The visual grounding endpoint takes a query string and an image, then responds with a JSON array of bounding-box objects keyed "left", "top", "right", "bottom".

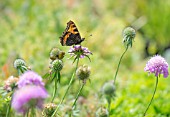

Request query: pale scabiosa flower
[
  {"left": 144, "top": 55, "right": 169, "bottom": 78},
  {"left": 76, "top": 65, "right": 91, "bottom": 83},
  {"left": 12, "top": 85, "right": 48, "bottom": 114},
  {"left": 96, "top": 107, "right": 109, "bottom": 117},
  {"left": 17, "top": 71, "right": 44, "bottom": 88},
  {"left": 68, "top": 45, "right": 92, "bottom": 62},
  {"left": 42, "top": 103, "right": 57, "bottom": 117},
  {"left": 50, "top": 47, "right": 65, "bottom": 61},
  {"left": 4, "top": 76, "right": 18, "bottom": 92}
]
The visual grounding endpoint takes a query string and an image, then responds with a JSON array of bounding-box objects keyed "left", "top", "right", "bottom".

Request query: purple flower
[
  {"left": 12, "top": 85, "right": 48, "bottom": 114},
  {"left": 17, "top": 71, "right": 44, "bottom": 88},
  {"left": 144, "top": 55, "right": 169, "bottom": 78},
  {"left": 68, "top": 45, "right": 92, "bottom": 59}
]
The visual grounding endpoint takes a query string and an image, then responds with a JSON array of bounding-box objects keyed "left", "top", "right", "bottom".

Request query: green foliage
[{"left": 0, "top": 0, "right": 170, "bottom": 116}]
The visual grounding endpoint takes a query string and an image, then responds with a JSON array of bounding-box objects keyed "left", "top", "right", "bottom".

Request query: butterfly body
[{"left": 60, "top": 20, "right": 85, "bottom": 46}]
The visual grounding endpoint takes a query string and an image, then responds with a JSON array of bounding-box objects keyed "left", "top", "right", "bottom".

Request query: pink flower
[
  {"left": 17, "top": 71, "right": 44, "bottom": 88},
  {"left": 12, "top": 85, "right": 48, "bottom": 114},
  {"left": 145, "top": 55, "right": 169, "bottom": 78},
  {"left": 68, "top": 45, "right": 92, "bottom": 59}
]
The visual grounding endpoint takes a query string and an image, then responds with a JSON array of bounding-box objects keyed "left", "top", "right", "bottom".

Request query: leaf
[{"left": 42, "top": 72, "right": 50, "bottom": 79}]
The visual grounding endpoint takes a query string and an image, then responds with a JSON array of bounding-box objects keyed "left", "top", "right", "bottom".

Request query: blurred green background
[{"left": 0, "top": 0, "right": 170, "bottom": 116}]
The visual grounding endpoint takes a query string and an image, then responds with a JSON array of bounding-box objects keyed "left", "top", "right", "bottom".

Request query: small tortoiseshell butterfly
[{"left": 60, "top": 20, "right": 85, "bottom": 46}]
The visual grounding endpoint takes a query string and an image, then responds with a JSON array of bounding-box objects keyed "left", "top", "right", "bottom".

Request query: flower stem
[
  {"left": 72, "top": 83, "right": 85, "bottom": 109},
  {"left": 26, "top": 109, "right": 29, "bottom": 117},
  {"left": 6, "top": 103, "right": 11, "bottom": 117},
  {"left": 52, "top": 58, "right": 79, "bottom": 117},
  {"left": 51, "top": 72, "right": 59, "bottom": 102},
  {"left": 113, "top": 46, "right": 128, "bottom": 84},
  {"left": 108, "top": 99, "right": 111, "bottom": 116},
  {"left": 31, "top": 107, "right": 35, "bottom": 117},
  {"left": 143, "top": 76, "right": 159, "bottom": 116}
]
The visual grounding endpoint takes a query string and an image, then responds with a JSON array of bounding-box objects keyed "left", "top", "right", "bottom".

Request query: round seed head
[
  {"left": 14, "top": 59, "right": 26, "bottom": 69},
  {"left": 76, "top": 65, "right": 91, "bottom": 81},
  {"left": 51, "top": 59, "right": 63, "bottom": 72}
]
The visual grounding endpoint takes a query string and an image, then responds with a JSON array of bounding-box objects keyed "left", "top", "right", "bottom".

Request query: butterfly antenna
[{"left": 83, "top": 34, "right": 92, "bottom": 43}]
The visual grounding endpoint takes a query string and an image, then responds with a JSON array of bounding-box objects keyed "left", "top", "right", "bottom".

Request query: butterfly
[{"left": 60, "top": 20, "right": 85, "bottom": 46}]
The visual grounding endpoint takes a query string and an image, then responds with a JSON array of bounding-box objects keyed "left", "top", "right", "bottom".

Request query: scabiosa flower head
[
  {"left": 123, "top": 27, "right": 136, "bottom": 48},
  {"left": 96, "top": 107, "right": 109, "bottom": 117},
  {"left": 4, "top": 76, "right": 18, "bottom": 92},
  {"left": 13, "top": 58, "right": 30, "bottom": 74},
  {"left": 145, "top": 55, "right": 169, "bottom": 78},
  {"left": 50, "top": 48, "right": 65, "bottom": 60},
  {"left": 76, "top": 65, "right": 91, "bottom": 82},
  {"left": 102, "top": 82, "right": 116, "bottom": 97},
  {"left": 51, "top": 59, "right": 63, "bottom": 72},
  {"left": 42, "top": 103, "right": 57, "bottom": 117},
  {"left": 17, "top": 71, "right": 44, "bottom": 88},
  {"left": 68, "top": 45, "right": 92, "bottom": 62},
  {"left": 14, "top": 59, "right": 26, "bottom": 69},
  {"left": 12, "top": 85, "right": 48, "bottom": 114}
]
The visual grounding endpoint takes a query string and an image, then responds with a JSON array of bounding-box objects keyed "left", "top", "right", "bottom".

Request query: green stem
[
  {"left": 108, "top": 99, "right": 111, "bottom": 116},
  {"left": 52, "top": 58, "right": 79, "bottom": 117},
  {"left": 6, "top": 103, "right": 11, "bottom": 117},
  {"left": 72, "top": 83, "right": 85, "bottom": 109},
  {"left": 113, "top": 46, "right": 128, "bottom": 84},
  {"left": 143, "top": 76, "right": 159, "bottom": 116},
  {"left": 51, "top": 72, "right": 58, "bottom": 102},
  {"left": 26, "top": 108, "right": 29, "bottom": 117},
  {"left": 31, "top": 107, "right": 35, "bottom": 117}
]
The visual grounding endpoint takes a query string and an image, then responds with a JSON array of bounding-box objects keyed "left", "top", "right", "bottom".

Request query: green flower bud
[
  {"left": 123, "top": 27, "right": 136, "bottom": 48},
  {"left": 51, "top": 59, "right": 63, "bottom": 71},
  {"left": 102, "top": 82, "right": 116, "bottom": 96},
  {"left": 13, "top": 59, "right": 26, "bottom": 69},
  {"left": 76, "top": 65, "right": 91, "bottom": 81},
  {"left": 42, "top": 103, "right": 57, "bottom": 117},
  {"left": 96, "top": 107, "right": 109, "bottom": 117},
  {"left": 50, "top": 48, "right": 65, "bottom": 60}
]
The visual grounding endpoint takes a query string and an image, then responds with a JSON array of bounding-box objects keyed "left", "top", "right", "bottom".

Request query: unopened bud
[
  {"left": 123, "top": 27, "right": 136, "bottom": 48},
  {"left": 102, "top": 82, "right": 116, "bottom": 97},
  {"left": 50, "top": 48, "right": 65, "bottom": 60},
  {"left": 51, "top": 59, "right": 63, "bottom": 71},
  {"left": 14, "top": 59, "right": 26, "bottom": 69}
]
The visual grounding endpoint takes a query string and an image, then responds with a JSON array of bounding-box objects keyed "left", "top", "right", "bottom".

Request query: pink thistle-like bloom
[
  {"left": 144, "top": 55, "right": 169, "bottom": 78},
  {"left": 68, "top": 45, "right": 92, "bottom": 59},
  {"left": 17, "top": 71, "right": 44, "bottom": 88},
  {"left": 12, "top": 85, "right": 48, "bottom": 114},
  {"left": 4, "top": 76, "right": 18, "bottom": 92}
]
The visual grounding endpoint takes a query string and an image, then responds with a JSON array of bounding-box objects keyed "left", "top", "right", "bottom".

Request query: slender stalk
[
  {"left": 51, "top": 72, "right": 58, "bottom": 102},
  {"left": 108, "top": 99, "right": 111, "bottom": 116},
  {"left": 143, "top": 76, "right": 159, "bottom": 116},
  {"left": 72, "top": 83, "right": 85, "bottom": 109},
  {"left": 6, "top": 103, "right": 11, "bottom": 117},
  {"left": 26, "top": 109, "right": 29, "bottom": 117},
  {"left": 52, "top": 58, "right": 79, "bottom": 117},
  {"left": 30, "top": 107, "right": 35, "bottom": 117},
  {"left": 113, "top": 46, "right": 128, "bottom": 84}
]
